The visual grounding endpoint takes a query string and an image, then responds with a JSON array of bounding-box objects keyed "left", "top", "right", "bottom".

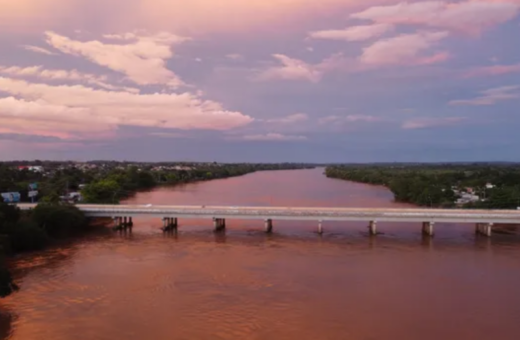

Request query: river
[{"left": 2, "top": 168, "right": 520, "bottom": 340}]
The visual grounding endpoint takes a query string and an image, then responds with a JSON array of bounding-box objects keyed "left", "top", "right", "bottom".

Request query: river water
[{"left": 2, "top": 168, "right": 520, "bottom": 340}]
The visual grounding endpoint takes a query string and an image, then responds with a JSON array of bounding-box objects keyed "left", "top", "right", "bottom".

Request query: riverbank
[
  {"left": 325, "top": 165, "right": 520, "bottom": 209},
  {"left": 81, "top": 163, "right": 315, "bottom": 204}
]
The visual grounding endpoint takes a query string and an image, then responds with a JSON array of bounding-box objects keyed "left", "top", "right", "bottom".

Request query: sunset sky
[{"left": 0, "top": 0, "right": 519, "bottom": 162}]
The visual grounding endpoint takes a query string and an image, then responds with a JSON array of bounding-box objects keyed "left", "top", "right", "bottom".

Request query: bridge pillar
[
  {"left": 265, "top": 219, "right": 273, "bottom": 233},
  {"left": 368, "top": 221, "right": 377, "bottom": 235},
  {"left": 170, "top": 218, "right": 178, "bottom": 230},
  {"left": 318, "top": 220, "right": 323, "bottom": 234},
  {"left": 123, "top": 216, "right": 128, "bottom": 228},
  {"left": 128, "top": 217, "right": 133, "bottom": 228},
  {"left": 162, "top": 217, "right": 168, "bottom": 231},
  {"left": 214, "top": 218, "right": 225, "bottom": 232},
  {"left": 422, "top": 222, "right": 434, "bottom": 237},
  {"left": 476, "top": 223, "right": 493, "bottom": 237}
]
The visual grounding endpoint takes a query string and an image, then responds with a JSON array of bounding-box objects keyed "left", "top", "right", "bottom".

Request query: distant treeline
[
  {"left": 325, "top": 165, "right": 520, "bottom": 209},
  {"left": 0, "top": 162, "right": 315, "bottom": 204},
  {"left": 81, "top": 163, "right": 315, "bottom": 204}
]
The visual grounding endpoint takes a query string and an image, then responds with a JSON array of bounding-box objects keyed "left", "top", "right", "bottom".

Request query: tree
[
  {"left": 31, "top": 203, "right": 87, "bottom": 238},
  {"left": 81, "top": 180, "right": 121, "bottom": 203}
]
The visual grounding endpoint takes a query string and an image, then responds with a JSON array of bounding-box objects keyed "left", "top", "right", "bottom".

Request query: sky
[{"left": 0, "top": 0, "right": 519, "bottom": 163}]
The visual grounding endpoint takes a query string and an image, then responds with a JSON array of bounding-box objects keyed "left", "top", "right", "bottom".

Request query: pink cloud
[
  {"left": 402, "top": 117, "right": 467, "bottom": 129},
  {"left": 360, "top": 31, "right": 449, "bottom": 66},
  {"left": 256, "top": 53, "right": 352, "bottom": 82},
  {"left": 0, "top": 77, "right": 253, "bottom": 138},
  {"left": 44, "top": 31, "right": 189, "bottom": 87},
  {"left": 266, "top": 113, "right": 308, "bottom": 124},
  {"left": 464, "top": 63, "right": 520, "bottom": 77},
  {"left": 0, "top": 65, "right": 138, "bottom": 92},
  {"left": 256, "top": 54, "right": 323, "bottom": 82},
  {"left": 21, "top": 45, "right": 58, "bottom": 55},
  {"left": 449, "top": 85, "right": 519, "bottom": 106},
  {"left": 309, "top": 23, "right": 394, "bottom": 41},
  {"left": 351, "top": 1, "right": 520, "bottom": 35}
]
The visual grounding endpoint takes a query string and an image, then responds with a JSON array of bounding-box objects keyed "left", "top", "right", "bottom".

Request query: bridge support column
[
  {"left": 422, "top": 222, "right": 434, "bottom": 237},
  {"left": 318, "top": 220, "right": 323, "bottom": 234},
  {"left": 171, "top": 218, "right": 178, "bottom": 230},
  {"left": 123, "top": 216, "right": 128, "bottom": 229},
  {"left": 128, "top": 217, "right": 133, "bottom": 228},
  {"left": 476, "top": 223, "right": 493, "bottom": 237},
  {"left": 214, "top": 218, "right": 226, "bottom": 232},
  {"left": 162, "top": 218, "right": 168, "bottom": 231},
  {"left": 368, "top": 221, "right": 377, "bottom": 236},
  {"left": 265, "top": 219, "right": 273, "bottom": 233}
]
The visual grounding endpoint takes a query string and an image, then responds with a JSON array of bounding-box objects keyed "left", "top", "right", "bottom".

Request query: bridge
[{"left": 17, "top": 203, "right": 520, "bottom": 237}]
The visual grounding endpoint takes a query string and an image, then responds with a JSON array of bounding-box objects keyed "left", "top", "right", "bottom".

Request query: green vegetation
[
  {"left": 1, "top": 202, "right": 87, "bottom": 253},
  {"left": 81, "top": 163, "right": 314, "bottom": 203},
  {"left": 326, "top": 164, "right": 520, "bottom": 209},
  {"left": 0, "top": 201, "right": 90, "bottom": 297},
  {"left": 0, "top": 161, "right": 314, "bottom": 204}
]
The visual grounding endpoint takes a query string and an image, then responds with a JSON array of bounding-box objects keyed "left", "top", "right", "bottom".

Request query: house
[
  {"left": 485, "top": 183, "right": 495, "bottom": 189},
  {"left": 17, "top": 165, "right": 44, "bottom": 172}
]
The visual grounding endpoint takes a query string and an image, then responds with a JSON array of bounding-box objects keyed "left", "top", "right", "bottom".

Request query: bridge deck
[{"left": 16, "top": 204, "right": 520, "bottom": 224}]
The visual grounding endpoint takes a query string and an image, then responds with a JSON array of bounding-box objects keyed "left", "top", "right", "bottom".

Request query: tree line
[
  {"left": 81, "top": 163, "right": 315, "bottom": 203},
  {"left": 0, "top": 162, "right": 315, "bottom": 204},
  {"left": 325, "top": 165, "right": 520, "bottom": 209}
]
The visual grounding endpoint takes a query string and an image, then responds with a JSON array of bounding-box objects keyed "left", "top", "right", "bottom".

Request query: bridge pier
[
  {"left": 422, "top": 222, "right": 434, "bottom": 237},
  {"left": 318, "top": 220, "right": 323, "bottom": 234},
  {"left": 368, "top": 221, "right": 377, "bottom": 235},
  {"left": 476, "top": 223, "right": 493, "bottom": 237},
  {"left": 128, "top": 217, "right": 133, "bottom": 228},
  {"left": 214, "top": 218, "right": 226, "bottom": 232},
  {"left": 265, "top": 219, "right": 273, "bottom": 233},
  {"left": 162, "top": 217, "right": 178, "bottom": 231}
]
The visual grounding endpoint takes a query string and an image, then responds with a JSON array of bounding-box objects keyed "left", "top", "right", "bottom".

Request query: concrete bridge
[{"left": 16, "top": 203, "right": 520, "bottom": 237}]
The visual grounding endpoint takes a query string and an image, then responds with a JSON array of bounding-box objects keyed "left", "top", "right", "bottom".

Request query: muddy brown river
[{"left": 2, "top": 168, "right": 520, "bottom": 340}]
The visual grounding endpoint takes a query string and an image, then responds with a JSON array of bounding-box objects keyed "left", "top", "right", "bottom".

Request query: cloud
[
  {"left": 0, "top": 77, "right": 253, "bottom": 139},
  {"left": 226, "top": 54, "right": 244, "bottom": 61},
  {"left": 319, "top": 114, "right": 381, "bottom": 124},
  {"left": 360, "top": 31, "right": 449, "bottom": 66},
  {"left": 464, "top": 63, "right": 520, "bottom": 77},
  {"left": 0, "top": 132, "right": 64, "bottom": 143},
  {"left": 241, "top": 133, "right": 307, "bottom": 141},
  {"left": 265, "top": 113, "right": 308, "bottom": 124},
  {"left": 256, "top": 53, "right": 351, "bottom": 82},
  {"left": 44, "top": 31, "right": 189, "bottom": 87},
  {"left": 0, "top": 65, "right": 138, "bottom": 92},
  {"left": 0, "top": 96, "right": 108, "bottom": 139},
  {"left": 449, "top": 85, "right": 519, "bottom": 106},
  {"left": 309, "top": 23, "right": 393, "bottom": 42},
  {"left": 256, "top": 54, "right": 323, "bottom": 82},
  {"left": 22, "top": 45, "right": 58, "bottom": 55},
  {"left": 351, "top": 1, "right": 520, "bottom": 35},
  {"left": 402, "top": 117, "right": 467, "bottom": 129}
]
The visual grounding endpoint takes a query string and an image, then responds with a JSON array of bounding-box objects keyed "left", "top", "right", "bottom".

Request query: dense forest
[{"left": 326, "top": 164, "right": 520, "bottom": 209}]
